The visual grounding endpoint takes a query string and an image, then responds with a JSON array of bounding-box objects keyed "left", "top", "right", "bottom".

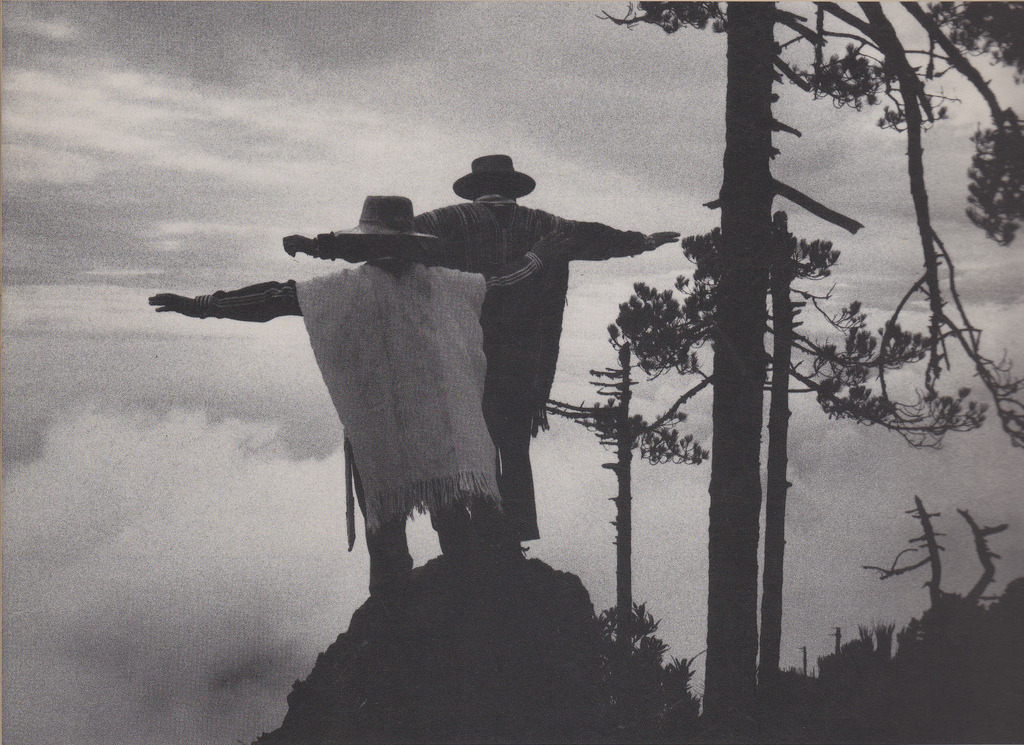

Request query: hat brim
[
  {"left": 453, "top": 171, "right": 536, "bottom": 201},
  {"left": 313, "top": 231, "right": 436, "bottom": 264},
  {"left": 337, "top": 226, "right": 438, "bottom": 240}
]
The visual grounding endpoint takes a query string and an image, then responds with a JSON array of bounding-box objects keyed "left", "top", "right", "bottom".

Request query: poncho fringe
[{"left": 365, "top": 470, "right": 501, "bottom": 534}]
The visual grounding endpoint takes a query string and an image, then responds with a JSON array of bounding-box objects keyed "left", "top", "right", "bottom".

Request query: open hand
[
  {"left": 283, "top": 234, "right": 317, "bottom": 257},
  {"left": 648, "top": 231, "right": 681, "bottom": 249},
  {"left": 149, "top": 293, "right": 201, "bottom": 317}
]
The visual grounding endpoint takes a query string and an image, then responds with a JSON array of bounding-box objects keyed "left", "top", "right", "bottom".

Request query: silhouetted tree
[
  {"left": 548, "top": 332, "right": 706, "bottom": 658},
  {"left": 604, "top": 1, "right": 1024, "bottom": 722},
  {"left": 616, "top": 216, "right": 982, "bottom": 688},
  {"left": 864, "top": 495, "right": 947, "bottom": 607},
  {"left": 864, "top": 495, "right": 1009, "bottom": 608},
  {"left": 959, "top": 507, "right": 1010, "bottom": 603}
]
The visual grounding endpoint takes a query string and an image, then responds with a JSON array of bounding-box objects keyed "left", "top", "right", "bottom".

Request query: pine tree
[{"left": 548, "top": 330, "right": 706, "bottom": 657}]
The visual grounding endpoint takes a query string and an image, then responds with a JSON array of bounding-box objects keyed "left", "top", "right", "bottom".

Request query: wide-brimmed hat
[
  {"left": 452, "top": 155, "right": 536, "bottom": 200},
  {"left": 338, "top": 196, "right": 438, "bottom": 240}
]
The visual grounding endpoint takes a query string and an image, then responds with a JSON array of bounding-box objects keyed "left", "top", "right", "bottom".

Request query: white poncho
[{"left": 297, "top": 264, "right": 500, "bottom": 533}]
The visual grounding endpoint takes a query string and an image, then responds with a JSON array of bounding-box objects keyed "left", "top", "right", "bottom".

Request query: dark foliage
[
  {"left": 967, "top": 117, "right": 1024, "bottom": 245},
  {"left": 254, "top": 557, "right": 703, "bottom": 745},
  {"left": 615, "top": 283, "right": 706, "bottom": 379},
  {"left": 596, "top": 602, "right": 701, "bottom": 742},
  {"left": 756, "top": 580, "right": 1024, "bottom": 745},
  {"left": 765, "top": 500, "right": 1021, "bottom": 743},
  {"left": 806, "top": 44, "right": 888, "bottom": 111},
  {"left": 822, "top": 585, "right": 1023, "bottom": 744},
  {"left": 622, "top": 227, "right": 987, "bottom": 448},
  {"left": 939, "top": 2, "right": 1024, "bottom": 83},
  {"left": 601, "top": 2, "right": 725, "bottom": 34}
]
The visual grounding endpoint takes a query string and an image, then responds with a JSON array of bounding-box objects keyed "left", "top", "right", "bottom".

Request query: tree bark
[
  {"left": 703, "top": 1, "right": 775, "bottom": 724},
  {"left": 615, "top": 343, "right": 634, "bottom": 657},
  {"left": 759, "top": 212, "right": 795, "bottom": 686}
]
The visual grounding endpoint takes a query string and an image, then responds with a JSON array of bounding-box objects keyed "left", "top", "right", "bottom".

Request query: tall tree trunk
[
  {"left": 614, "top": 343, "right": 634, "bottom": 657},
  {"left": 759, "top": 213, "right": 795, "bottom": 686},
  {"left": 703, "top": 1, "right": 775, "bottom": 724}
]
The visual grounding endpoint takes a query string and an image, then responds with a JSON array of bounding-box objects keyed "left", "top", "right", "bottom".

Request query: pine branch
[
  {"left": 860, "top": 3, "right": 946, "bottom": 388},
  {"left": 901, "top": 2, "right": 1007, "bottom": 125},
  {"left": 646, "top": 377, "right": 713, "bottom": 431},
  {"left": 775, "top": 9, "right": 825, "bottom": 46}
]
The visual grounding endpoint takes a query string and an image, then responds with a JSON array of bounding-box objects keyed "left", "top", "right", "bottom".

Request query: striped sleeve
[
  {"left": 486, "top": 252, "right": 543, "bottom": 289},
  {"left": 195, "top": 280, "right": 302, "bottom": 322}
]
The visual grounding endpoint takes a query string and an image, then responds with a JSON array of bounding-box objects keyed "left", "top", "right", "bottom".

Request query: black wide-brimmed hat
[
  {"left": 452, "top": 155, "right": 536, "bottom": 200},
  {"left": 338, "top": 196, "right": 438, "bottom": 240}
]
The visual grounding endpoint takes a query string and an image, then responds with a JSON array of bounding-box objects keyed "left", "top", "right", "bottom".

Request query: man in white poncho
[{"left": 151, "top": 196, "right": 571, "bottom": 595}]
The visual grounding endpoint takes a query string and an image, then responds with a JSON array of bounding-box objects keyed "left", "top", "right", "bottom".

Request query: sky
[{"left": 2, "top": 2, "right": 1023, "bottom": 744}]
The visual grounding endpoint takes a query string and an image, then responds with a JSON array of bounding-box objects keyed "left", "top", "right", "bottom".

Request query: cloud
[
  {"left": 1, "top": 284, "right": 341, "bottom": 475},
  {"left": 2, "top": 408, "right": 439, "bottom": 745},
  {"left": 16, "top": 17, "right": 80, "bottom": 41}
]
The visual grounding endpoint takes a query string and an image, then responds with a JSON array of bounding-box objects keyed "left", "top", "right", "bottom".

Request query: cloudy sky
[{"left": 2, "top": 2, "right": 1023, "bottom": 743}]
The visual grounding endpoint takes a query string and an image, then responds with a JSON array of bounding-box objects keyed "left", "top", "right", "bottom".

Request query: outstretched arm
[
  {"left": 561, "top": 219, "right": 680, "bottom": 261},
  {"left": 149, "top": 280, "right": 302, "bottom": 322}
]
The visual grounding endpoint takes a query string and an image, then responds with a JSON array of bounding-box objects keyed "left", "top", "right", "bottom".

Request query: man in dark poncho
[{"left": 286, "top": 156, "right": 679, "bottom": 549}]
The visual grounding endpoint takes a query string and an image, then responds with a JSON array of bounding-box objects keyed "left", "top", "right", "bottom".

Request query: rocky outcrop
[{"left": 256, "top": 556, "right": 606, "bottom": 744}]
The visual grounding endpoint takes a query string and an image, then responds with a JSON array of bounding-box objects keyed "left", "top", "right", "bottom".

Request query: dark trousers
[
  {"left": 353, "top": 460, "right": 511, "bottom": 595},
  {"left": 482, "top": 383, "right": 540, "bottom": 542}
]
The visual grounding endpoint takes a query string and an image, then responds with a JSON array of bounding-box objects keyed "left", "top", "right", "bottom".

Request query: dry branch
[
  {"left": 773, "top": 180, "right": 865, "bottom": 234},
  {"left": 775, "top": 56, "right": 813, "bottom": 92},
  {"left": 958, "top": 508, "right": 1009, "bottom": 603}
]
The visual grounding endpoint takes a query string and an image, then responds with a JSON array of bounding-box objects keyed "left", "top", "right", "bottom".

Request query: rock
[{"left": 255, "top": 556, "right": 606, "bottom": 744}]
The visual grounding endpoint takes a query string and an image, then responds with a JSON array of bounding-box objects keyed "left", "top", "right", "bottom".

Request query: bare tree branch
[
  {"left": 772, "top": 119, "right": 803, "bottom": 137},
  {"left": 958, "top": 508, "right": 1009, "bottom": 604},
  {"left": 912, "top": 495, "right": 944, "bottom": 605},
  {"left": 818, "top": 2, "right": 874, "bottom": 37},
  {"left": 863, "top": 547, "right": 929, "bottom": 579},
  {"left": 821, "top": 29, "right": 880, "bottom": 52},
  {"left": 775, "top": 56, "right": 813, "bottom": 91},
  {"left": 773, "top": 179, "right": 865, "bottom": 233}
]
